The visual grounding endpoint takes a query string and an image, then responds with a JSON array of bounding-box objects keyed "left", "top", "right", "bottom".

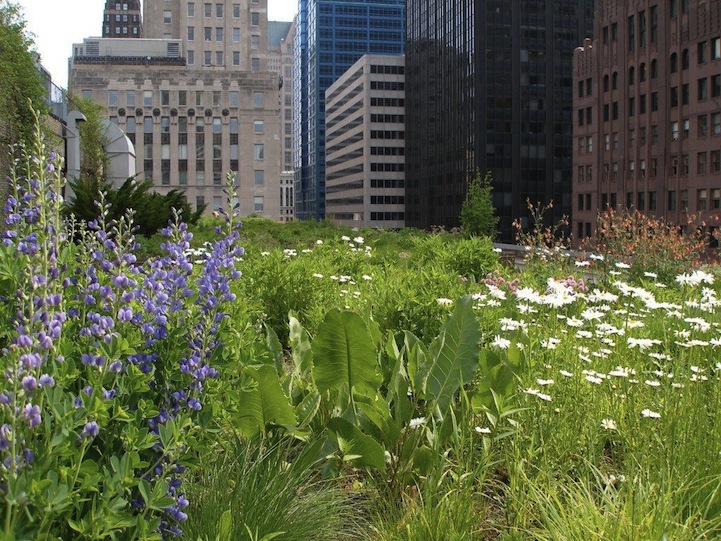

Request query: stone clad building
[
  {"left": 69, "top": 0, "right": 285, "bottom": 219},
  {"left": 325, "top": 54, "right": 405, "bottom": 228},
  {"left": 573, "top": 0, "right": 721, "bottom": 243}
]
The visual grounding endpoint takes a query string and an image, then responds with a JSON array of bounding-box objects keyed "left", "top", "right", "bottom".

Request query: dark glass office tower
[
  {"left": 294, "top": 0, "right": 405, "bottom": 221},
  {"left": 406, "top": 0, "right": 594, "bottom": 241}
]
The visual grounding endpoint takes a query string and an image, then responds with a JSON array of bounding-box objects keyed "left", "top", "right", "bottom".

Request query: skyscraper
[
  {"left": 70, "top": 0, "right": 284, "bottom": 219},
  {"left": 293, "top": 0, "right": 405, "bottom": 221},
  {"left": 102, "top": 0, "right": 143, "bottom": 38},
  {"left": 573, "top": 0, "right": 721, "bottom": 245},
  {"left": 405, "top": 0, "right": 594, "bottom": 241}
]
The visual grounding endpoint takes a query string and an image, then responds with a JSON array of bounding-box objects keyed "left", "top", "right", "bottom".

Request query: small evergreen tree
[{"left": 460, "top": 171, "right": 498, "bottom": 239}]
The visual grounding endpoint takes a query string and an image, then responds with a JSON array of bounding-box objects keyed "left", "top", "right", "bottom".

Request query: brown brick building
[{"left": 573, "top": 0, "right": 721, "bottom": 244}]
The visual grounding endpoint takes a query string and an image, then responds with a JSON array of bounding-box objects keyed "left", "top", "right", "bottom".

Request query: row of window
[
  {"left": 104, "top": 25, "right": 139, "bottom": 36},
  {"left": 186, "top": 2, "right": 257, "bottom": 20},
  {"left": 195, "top": 195, "right": 265, "bottom": 213},
  {"left": 187, "top": 50, "right": 261, "bottom": 69},
  {"left": 370, "top": 195, "right": 404, "bottom": 205},
  {"left": 108, "top": 89, "right": 263, "bottom": 108},
  {"left": 580, "top": 187, "right": 721, "bottom": 214},
  {"left": 187, "top": 26, "right": 258, "bottom": 47},
  {"left": 141, "top": 141, "right": 266, "bottom": 162},
  {"left": 370, "top": 212, "right": 404, "bottom": 221}
]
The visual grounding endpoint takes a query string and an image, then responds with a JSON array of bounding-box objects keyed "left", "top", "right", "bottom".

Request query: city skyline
[{"left": 16, "top": 0, "right": 297, "bottom": 88}]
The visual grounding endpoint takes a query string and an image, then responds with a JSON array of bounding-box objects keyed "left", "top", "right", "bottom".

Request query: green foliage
[
  {"left": 0, "top": 1, "right": 48, "bottom": 157},
  {"left": 66, "top": 176, "right": 204, "bottom": 237},
  {"left": 460, "top": 171, "right": 499, "bottom": 239},
  {"left": 182, "top": 437, "right": 365, "bottom": 541},
  {"left": 73, "top": 96, "right": 110, "bottom": 186}
]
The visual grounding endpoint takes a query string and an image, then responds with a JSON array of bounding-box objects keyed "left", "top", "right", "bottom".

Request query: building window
[
  {"left": 639, "top": 159, "right": 646, "bottom": 178},
  {"left": 216, "top": 27, "right": 223, "bottom": 41},
  {"left": 251, "top": 12, "right": 259, "bottom": 26},
  {"left": 671, "top": 121, "right": 679, "bottom": 141},
  {"left": 204, "top": 3, "right": 212, "bottom": 17},
  {"left": 254, "top": 144, "right": 264, "bottom": 160},
  {"left": 254, "top": 120, "right": 264, "bottom": 134},
  {"left": 628, "top": 66, "right": 635, "bottom": 85},
  {"left": 699, "top": 78, "right": 708, "bottom": 100},
  {"left": 682, "top": 49, "right": 690, "bottom": 69},
  {"left": 188, "top": 50, "right": 194, "bottom": 64},
  {"left": 233, "top": 3, "right": 240, "bottom": 17},
  {"left": 668, "top": 191, "right": 677, "bottom": 211},
  {"left": 216, "top": 51, "right": 223, "bottom": 65},
  {"left": 216, "top": 3, "right": 223, "bottom": 17},
  {"left": 254, "top": 170, "right": 264, "bottom": 186},
  {"left": 161, "top": 90, "right": 170, "bottom": 106},
  {"left": 251, "top": 34, "right": 260, "bottom": 49},
  {"left": 233, "top": 27, "right": 240, "bottom": 42},
  {"left": 699, "top": 114, "right": 708, "bottom": 136},
  {"left": 108, "top": 90, "right": 117, "bottom": 106},
  {"left": 163, "top": 10, "right": 171, "bottom": 24},
  {"left": 251, "top": 57, "right": 260, "bottom": 71},
  {"left": 229, "top": 91, "right": 239, "bottom": 107},
  {"left": 254, "top": 92, "right": 264, "bottom": 107},
  {"left": 712, "top": 75, "right": 721, "bottom": 97},
  {"left": 204, "top": 26, "right": 211, "bottom": 41},
  {"left": 143, "top": 90, "right": 152, "bottom": 106},
  {"left": 714, "top": 189, "right": 721, "bottom": 210},
  {"left": 713, "top": 151, "right": 721, "bottom": 172},
  {"left": 213, "top": 196, "right": 222, "bottom": 210},
  {"left": 649, "top": 191, "right": 657, "bottom": 211},
  {"left": 254, "top": 196, "right": 264, "bottom": 213},
  {"left": 712, "top": 38, "right": 721, "bottom": 60},
  {"left": 188, "top": 2, "right": 195, "bottom": 16},
  {"left": 204, "top": 51, "right": 212, "bottom": 65},
  {"left": 713, "top": 112, "right": 721, "bottom": 135},
  {"left": 698, "top": 152, "right": 708, "bottom": 174},
  {"left": 670, "top": 52, "right": 678, "bottom": 73},
  {"left": 683, "top": 118, "right": 690, "bottom": 139},
  {"left": 699, "top": 41, "right": 708, "bottom": 64},
  {"left": 188, "top": 26, "right": 195, "bottom": 40},
  {"left": 233, "top": 51, "right": 240, "bottom": 66}
]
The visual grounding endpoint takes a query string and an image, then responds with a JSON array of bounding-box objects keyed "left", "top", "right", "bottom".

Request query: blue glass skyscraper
[{"left": 294, "top": 0, "right": 405, "bottom": 221}]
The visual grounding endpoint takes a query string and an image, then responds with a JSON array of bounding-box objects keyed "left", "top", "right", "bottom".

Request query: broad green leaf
[
  {"left": 422, "top": 296, "right": 481, "bottom": 413},
  {"left": 219, "top": 509, "right": 233, "bottom": 539},
  {"left": 403, "top": 331, "right": 427, "bottom": 395},
  {"left": 237, "top": 366, "right": 297, "bottom": 434},
  {"left": 295, "top": 390, "right": 321, "bottom": 428},
  {"left": 326, "top": 417, "right": 386, "bottom": 472},
  {"left": 265, "top": 323, "right": 284, "bottom": 371},
  {"left": 289, "top": 314, "right": 313, "bottom": 376},
  {"left": 313, "top": 309, "right": 381, "bottom": 398}
]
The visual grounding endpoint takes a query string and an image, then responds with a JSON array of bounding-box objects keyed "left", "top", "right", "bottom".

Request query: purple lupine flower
[
  {"left": 80, "top": 421, "right": 99, "bottom": 439},
  {"left": 23, "top": 404, "right": 41, "bottom": 427},
  {"left": 21, "top": 375, "right": 38, "bottom": 393},
  {"left": 38, "top": 374, "right": 55, "bottom": 387}
]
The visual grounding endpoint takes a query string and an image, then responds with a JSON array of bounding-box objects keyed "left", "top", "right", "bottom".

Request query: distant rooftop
[{"left": 268, "top": 21, "right": 292, "bottom": 47}]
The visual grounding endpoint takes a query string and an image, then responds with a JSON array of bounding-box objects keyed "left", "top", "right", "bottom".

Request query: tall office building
[
  {"left": 573, "top": 0, "right": 721, "bottom": 244},
  {"left": 70, "top": 0, "right": 286, "bottom": 220},
  {"left": 293, "top": 0, "right": 405, "bottom": 221},
  {"left": 268, "top": 20, "right": 296, "bottom": 221},
  {"left": 102, "top": 0, "right": 143, "bottom": 38},
  {"left": 405, "top": 0, "right": 594, "bottom": 241},
  {"left": 325, "top": 54, "right": 405, "bottom": 228}
]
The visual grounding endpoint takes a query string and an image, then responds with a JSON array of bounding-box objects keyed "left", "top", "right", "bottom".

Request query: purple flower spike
[
  {"left": 23, "top": 404, "right": 41, "bottom": 427},
  {"left": 80, "top": 421, "right": 100, "bottom": 439}
]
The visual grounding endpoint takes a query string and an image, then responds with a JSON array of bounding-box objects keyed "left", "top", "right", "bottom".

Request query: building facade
[
  {"left": 268, "top": 20, "right": 296, "bottom": 221},
  {"left": 573, "top": 0, "right": 721, "bottom": 243},
  {"left": 102, "top": 0, "right": 143, "bottom": 38},
  {"left": 325, "top": 54, "right": 405, "bottom": 228},
  {"left": 293, "top": 0, "right": 405, "bottom": 221},
  {"left": 70, "top": 0, "right": 288, "bottom": 220},
  {"left": 405, "top": 0, "right": 594, "bottom": 241}
]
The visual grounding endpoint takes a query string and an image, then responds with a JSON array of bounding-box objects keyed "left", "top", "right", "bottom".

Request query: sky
[{"left": 15, "top": 0, "right": 298, "bottom": 89}]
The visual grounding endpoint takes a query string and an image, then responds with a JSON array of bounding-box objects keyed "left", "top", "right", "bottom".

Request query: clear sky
[{"left": 15, "top": 0, "right": 298, "bottom": 89}]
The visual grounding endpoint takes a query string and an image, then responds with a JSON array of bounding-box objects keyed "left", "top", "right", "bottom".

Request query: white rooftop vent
[
  {"left": 167, "top": 42, "right": 180, "bottom": 58},
  {"left": 85, "top": 41, "right": 100, "bottom": 56}
]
